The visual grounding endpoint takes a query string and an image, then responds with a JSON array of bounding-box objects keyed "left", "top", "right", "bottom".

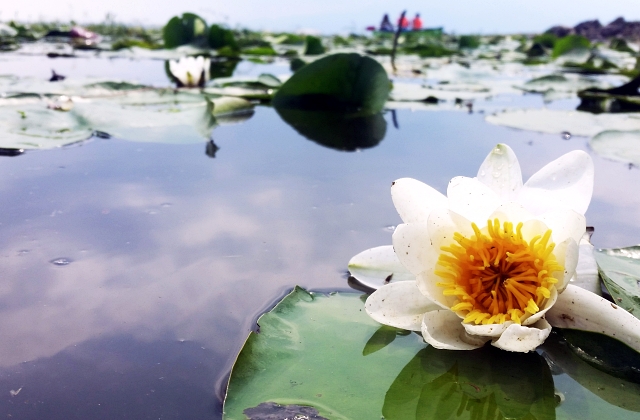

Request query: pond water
[{"left": 0, "top": 53, "right": 639, "bottom": 419}]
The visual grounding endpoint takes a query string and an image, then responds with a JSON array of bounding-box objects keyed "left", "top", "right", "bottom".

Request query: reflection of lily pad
[
  {"left": 589, "top": 130, "right": 640, "bottom": 166},
  {"left": 276, "top": 108, "right": 386, "bottom": 151},
  {"left": 273, "top": 53, "right": 390, "bottom": 114},
  {"left": 383, "top": 346, "right": 555, "bottom": 420},
  {"left": 543, "top": 331, "right": 640, "bottom": 414},
  {"left": 594, "top": 245, "right": 640, "bottom": 317}
]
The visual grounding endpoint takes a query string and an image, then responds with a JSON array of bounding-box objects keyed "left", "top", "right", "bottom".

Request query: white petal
[
  {"left": 491, "top": 319, "right": 552, "bottom": 352},
  {"left": 517, "top": 150, "right": 594, "bottom": 215},
  {"left": 347, "top": 245, "right": 414, "bottom": 290},
  {"left": 391, "top": 178, "right": 448, "bottom": 223},
  {"left": 538, "top": 210, "right": 586, "bottom": 244},
  {"left": 365, "top": 281, "right": 440, "bottom": 331},
  {"left": 571, "top": 236, "right": 601, "bottom": 295},
  {"left": 488, "top": 202, "right": 534, "bottom": 225},
  {"left": 421, "top": 310, "right": 489, "bottom": 350},
  {"left": 447, "top": 177, "right": 502, "bottom": 225},
  {"left": 416, "top": 270, "right": 452, "bottom": 310},
  {"left": 464, "top": 322, "right": 512, "bottom": 337},
  {"left": 476, "top": 143, "right": 523, "bottom": 201},
  {"left": 392, "top": 223, "right": 439, "bottom": 276},
  {"left": 547, "top": 284, "right": 640, "bottom": 353},
  {"left": 554, "top": 238, "right": 579, "bottom": 292}
]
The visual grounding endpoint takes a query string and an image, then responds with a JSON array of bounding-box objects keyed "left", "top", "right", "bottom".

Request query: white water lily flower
[
  {"left": 365, "top": 144, "right": 595, "bottom": 352},
  {"left": 168, "top": 56, "right": 211, "bottom": 88}
]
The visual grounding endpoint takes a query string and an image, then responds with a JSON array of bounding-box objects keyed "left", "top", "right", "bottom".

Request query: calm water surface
[{"left": 1, "top": 55, "right": 640, "bottom": 419}]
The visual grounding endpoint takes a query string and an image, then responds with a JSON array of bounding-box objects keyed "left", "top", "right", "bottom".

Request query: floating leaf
[
  {"left": 223, "top": 287, "right": 425, "bottom": 419},
  {"left": 276, "top": 108, "right": 386, "bottom": 151},
  {"left": 589, "top": 130, "right": 640, "bottom": 166},
  {"left": 223, "top": 287, "right": 561, "bottom": 420},
  {"left": 0, "top": 101, "right": 92, "bottom": 149},
  {"left": 594, "top": 245, "right": 640, "bottom": 317},
  {"left": 303, "top": 35, "right": 325, "bottom": 55},
  {"left": 209, "top": 96, "right": 254, "bottom": 117},
  {"left": 273, "top": 53, "right": 390, "bottom": 114},
  {"left": 208, "top": 24, "right": 237, "bottom": 50},
  {"left": 552, "top": 35, "right": 590, "bottom": 58},
  {"left": 486, "top": 108, "right": 640, "bottom": 137},
  {"left": 163, "top": 13, "right": 208, "bottom": 49}
]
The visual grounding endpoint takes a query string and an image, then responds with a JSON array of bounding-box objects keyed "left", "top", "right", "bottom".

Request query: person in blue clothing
[{"left": 379, "top": 14, "right": 394, "bottom": 32}]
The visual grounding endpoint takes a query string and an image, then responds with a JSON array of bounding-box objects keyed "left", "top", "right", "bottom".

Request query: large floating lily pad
[
  {"left": 224, "top": 287, "right": 610, "bottom": 420},
  {"left": 163, "top": 13, "right": 208, "bottom": 48},
  {"left": 486, "top": 108, "right": 640, "bottom": 137},
  {"left": 589, "top": 130, "right": 640, "bottom": 166},
  {"left": 272, "top": 53, "right": 390, "bottom": 114},
  {"left": 222, "top": 287, "right": 424, "bottom": 419},
  {"left": 594, "top": 245, "right": 640, "bottom": 318}
]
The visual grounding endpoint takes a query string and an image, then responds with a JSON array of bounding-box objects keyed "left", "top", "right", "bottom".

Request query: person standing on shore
[
  {"left": 412, "top": 13, "right": 422, "bottom": 31},
  {"left": 398, "top": 13, "right": 409, "bottom": 31}
]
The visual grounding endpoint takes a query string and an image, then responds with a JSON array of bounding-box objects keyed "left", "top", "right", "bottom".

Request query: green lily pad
[
  {"left": 223, "top": 287, "right": 424, "bottom": 419},
  {"left": 552, "top": 35, "right": 590, "bottom": 58},
  {"left": 223, "top": 287, "right": 559, "bottom": 420},
  {"left": 272, "top": 53, "right": 390, "bottom": 114},
  {"left": 303, "top": 35, "right": 325, "bottom": 55},
  {"left": 485, "top": 108, "right": 640, "bottom": 137},
  {"left": 589, "top": 130, "right": 640, "bottom": 166},
  {"left": 594, "top": 246, "right": 640, "bottom": 317},
  {"left": 163, "top": 13, "right": 208, "bottom": 49},
  {"left": 208, "top": 24, "right": 238, "bottom": 50},
  {"left": 0, "top": 101, "right": 93, "bottom": 149}
]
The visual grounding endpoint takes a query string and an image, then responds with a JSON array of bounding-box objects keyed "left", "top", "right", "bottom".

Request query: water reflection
[
  {"left": 0, "top": 334, "right": 221, "bottom": 419},
  {"left": 542, "top": 332, "right": 640, "bottom": 413},
  {"left": 275, "top": 108, "right": 387, "bottom": 151},
  {"left": 382, "top": 345, "right": 556, "bottom": 420}
]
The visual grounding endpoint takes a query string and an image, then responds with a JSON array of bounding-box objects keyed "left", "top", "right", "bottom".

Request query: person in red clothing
[
  {"left": 398, "top": 14, "right": 409, "bottom": 31},
  {"left": 412, "top": 13, "right": 423, "bottom": 31}
]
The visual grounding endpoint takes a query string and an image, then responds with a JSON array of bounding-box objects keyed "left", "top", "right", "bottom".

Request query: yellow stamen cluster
[{"left": 435, "top": 219, "right": 563, "bottom": 325}]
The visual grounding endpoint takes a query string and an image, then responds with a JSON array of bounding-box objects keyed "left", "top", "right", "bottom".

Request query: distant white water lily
[
  {"left": 364, "top": 144, "right": 607, "bottom": 352},
  {"left": 168, "top": 56, "right": 210, "bottom": 88}
]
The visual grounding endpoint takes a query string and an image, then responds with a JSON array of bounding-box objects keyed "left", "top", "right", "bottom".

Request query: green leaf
[
  {"left": 594, "top": 246, "right": 640, "bottom": 317},
  {"left": 163, "top": 13, "right": 208, "bottom": 48},
  {"left": 560, "top": 329, "right": 640, "bottom": 383},
  {"left": 383, "top": 346, "right": 556, "bottom": 420},
  {"left": 552, "top": 35, "right": 591, "bottom": 58},
  {"left": 208, "top": 24, "right": 237, "bottom": 50},
  {"left": 272, "top": 53, "right": 390, "bottom": 114},
  {"left": 303, "top": 35, "right": 325, "bottom": 55},
  {"left": 275, "top": 108, "right": 386, "bottom": 151},
  {"left": 589, "top": 130, "right": 640, "bottom": 166},
  {"left": 222, "top": 287, "right": 425, "bottom": 419}
]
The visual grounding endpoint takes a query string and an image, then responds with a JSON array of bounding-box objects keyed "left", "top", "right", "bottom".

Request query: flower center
[{"left": 435, "top": 219, "right": 563, "bottom": 325}]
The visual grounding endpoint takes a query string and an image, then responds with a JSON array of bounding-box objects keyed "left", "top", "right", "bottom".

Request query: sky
[{"left": 4, "top": 0, "right": 640, "bottom": 34}]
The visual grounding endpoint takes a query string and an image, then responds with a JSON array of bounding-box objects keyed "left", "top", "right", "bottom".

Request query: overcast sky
[{"left": 4, "top": 0, "right": 640, "bottom": 34}]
